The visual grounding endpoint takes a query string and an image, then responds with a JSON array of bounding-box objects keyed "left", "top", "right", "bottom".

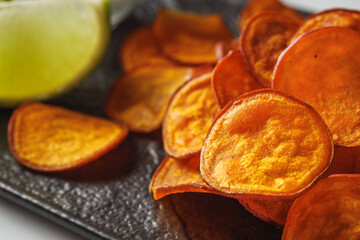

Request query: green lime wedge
[{"left": 0, "top": 0, "right": 110, "bottom": 106}]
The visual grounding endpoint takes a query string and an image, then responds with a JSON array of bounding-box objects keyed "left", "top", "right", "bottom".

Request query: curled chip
[
  {"left": 273, "top": 27, "right": 360, "bottom": 146},
  {"left": 282, "top": 174, "right": 360, "bottom": 240},
  {"left": 151, "top": 152, "right": 293, "bottom": 226},
  {"left": 240, "top": 12, "right": 301, "bottom": 87},
  {"left": 8, "top": 103, "right": 128, "bottom": 172},
  {"left": 200, "top": 89, "right": 333, "bottom": 198},
  {"left": 238, "top": 0, "right": 302, "bottom": 30},
  {"left": 105, "top": 65, "right": 190, "bottom": 132},
  {"left": 153, "top": 8, "right": 233, "bottom": 64},
  {"left": 290, "top": 9, "right": 360, "bottom": 43},
  {"left": 212, "top": 50, "right": 262, "bottom": 108},
  {"left": 150, "top": 155, "right": 218, "bottom": 200},
  {"left": 163, "top": 73, "right": 219, "bottom": 159},
  {"left": 239, "top": 198, "right": 293, "bottom": 226},
  {"left": 120, "top": 26, "right": 174, "bottom": 72}
]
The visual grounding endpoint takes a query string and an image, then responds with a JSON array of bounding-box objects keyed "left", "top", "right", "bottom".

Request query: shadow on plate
[
  {"left": 52, "top": 139, "right": 135, "bottom": 182},
  {"left": 154, "top": 192, "right": 283, "bottom": 240}
]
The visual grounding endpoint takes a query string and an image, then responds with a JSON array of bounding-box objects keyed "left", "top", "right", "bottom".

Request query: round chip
[
  {"left": 282, "top": 174, "right": 360, "bottom": 240},
  {"left": 163, "top": 73, "right": 219, "bottom": 159},
  {"left": 200, "top": 89, "right": 333, "bottom": 198},
  {"left": 212, "top": 50, "right": 262, "bottom": 108},
  {"left": 240, "top": 11, "right": 301, "bottom": 87},
  {"left": 105, "top": 65, "right": 190, "bottom": 132},
  {"left": 290, "top": 9, "right": 360, "bottom": 43},
  {"left": 120, "top": 26, "right": 175, "bottom": 72},
  {"left": 153, "top": 8, "right": 233, "bottom": 64},
  {"left": 238, "top": 0, "right": 302, "bottom": 30},
  {"left": 273, "top": 27, "right": 360, "bottom": 146}
]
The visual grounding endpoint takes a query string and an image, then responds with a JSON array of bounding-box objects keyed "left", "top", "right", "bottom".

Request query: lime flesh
[{"left": 0, "top": 0, "right": 110, "bottom": 106}]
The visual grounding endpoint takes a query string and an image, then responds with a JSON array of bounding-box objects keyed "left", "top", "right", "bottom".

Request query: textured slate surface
[{"left": 0, "top": 1, "right": 285, "bottom": 239}]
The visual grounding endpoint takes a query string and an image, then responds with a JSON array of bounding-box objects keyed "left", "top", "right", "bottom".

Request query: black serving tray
[{"left": 0, "top": 0, "right": 296, "bottom": 239}]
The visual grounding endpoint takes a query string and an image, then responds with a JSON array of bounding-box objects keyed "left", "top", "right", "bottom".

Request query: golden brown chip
[
  {"left": 149, "top": 155, "right": 218, "bottom": 200},
  {"left": 240, "top": 11, "right": 301, "bottom": 87},
  {"left": 290, "top": 9, "right": 360, "bottom": 43},
  {"left": 163, "top": 73, "right": 219, "bottom": 159},
  {"left": 201, "top": 89, "right": 333, "bottom": 198},
  {"left": 212, "top": 50, "right": 262, "bottom": 108},
  {"left": 273, "top": 27, "right": 360, "bottom": 146},
  {"left": 8, "top": 102, "right": 128, "bottom": 172},
  {"left": 105, "top": 65, "right": 190, "bottom": 132},
  {"left": 282, "top": 174, "right": 360, "bottom": 240},
  {"left": 239, "top": 0, "right": 302, "bottom": 30},
  {"left": 153, "top": 8, "right": 233, "bottom": 64},
  {"left": 120, "top": 26, "right": 175, "bottom": 71}
]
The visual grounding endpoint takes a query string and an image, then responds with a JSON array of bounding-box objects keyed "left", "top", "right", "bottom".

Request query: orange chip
[
  {"left": 282, "top": 174, "right": 360, "bottom": 240},
  {"left": 163, "top": 73, "right": 219, "bottom": 159},
  {"left": 153, "top": 8, "right": 233, "bottom": 65},
  {"left": 273, "top": 27, "right": 360, "bottom": 146},
  {"left": 212, "top": 50, "right": 262, "bottom": 108},
  {"left": 120, "top": 26, "right": 175, "bottom": 72},
  {"left": 149, "top": 155, "right": 218, "bottom": 200},
  {"left": 290, "top": 9, "right": 360, "bottom": 43},
  {"left": 105, "top": 65, "right": 190, "bottom": 132},
  {"left": 150, "top": 154, "right": 293, "bottom": 225},
  {"left": 238, "top": 0, "right": 302, "bottom": 30},
  {"left": 200, "top": 89, "right": 333, "bottom": 198},
  {"left": 240, "top": 12, "right": 301, "bottom": 87},
  {"left": 239, "top": 198, "right": 293, "bottom": 226},
  {"left": 8, "top": 103, "right": 128, "bottom": 172}
]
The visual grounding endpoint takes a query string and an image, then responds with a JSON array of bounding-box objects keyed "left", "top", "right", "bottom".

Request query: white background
[{"left": 1, "top": 0, "right": 360, "bottom": 239}]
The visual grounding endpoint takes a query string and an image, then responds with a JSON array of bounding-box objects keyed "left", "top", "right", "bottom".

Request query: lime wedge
[{"left": 0, "top": 0, "right": 110, "bottom": 106}]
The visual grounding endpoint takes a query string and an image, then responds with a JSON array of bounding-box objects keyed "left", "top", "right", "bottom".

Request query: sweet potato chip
[
  {"left": 8, "top": 103, "right": 128, "bottom": 172},
  {"left": 240, "top": 12, "right": 301, "bottom": 87},
  {"left": 150, "top": 153, "right": 292, "bottom": 226},
  {"left": 163, "top": 73, "right": 219, "bottom": 159},
  {"left": 153, "top": 8, "right": 233, "bottom": 64},
  {"left": 105, "top": 65, "right": 190, "bottom": 132},
  {"left": 200, "top": 89, "right": 333, "bottom": 198},
  {"left": 239, "top": 198, "right": 293, "bottom": 226},
  {"left": 238, "top": 0, "right": 302, "bottom": 30},
  {"left": 290, "top": 9, "right": 360, "bottom": 43},
  {"left": 212, "top": 50, "right": 262, "bottom": 108},
  {"left": 120, "top": 26, "right": 174, "bottom": 72},
  {"left": 273, "top": 27, "right": 360, "bottom": 146},
  {"left": 150, "top": 155, "right": 217, "bottom": 200},
  {"left": 282, "top": 174, "right": 360, "bottom": 240}
]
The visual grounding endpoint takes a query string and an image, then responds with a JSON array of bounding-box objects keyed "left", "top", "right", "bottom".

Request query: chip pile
[
  {"left": 116, "top": 0, "right": 359, "bottom": 237},
  {"left": 7, "top": 0, "right": 360, "bottom": 238}
]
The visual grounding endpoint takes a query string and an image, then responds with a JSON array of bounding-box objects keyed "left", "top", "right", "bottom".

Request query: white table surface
[{"left": 1, "top": 1, "right": 359, "bottom": 239}]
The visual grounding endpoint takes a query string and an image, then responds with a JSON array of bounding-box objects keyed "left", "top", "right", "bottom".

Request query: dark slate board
[{"left": 0, "top": 0, "right": 295, "bottom": 239}]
